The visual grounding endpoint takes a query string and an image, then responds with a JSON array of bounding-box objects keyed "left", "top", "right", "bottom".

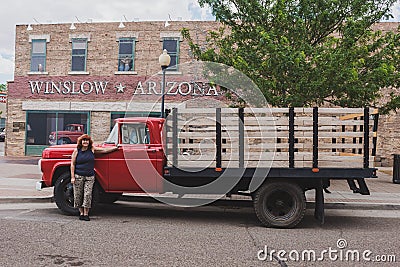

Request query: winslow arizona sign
[{"left": 28, "top": 79, "right": 220, "bottom": 97}]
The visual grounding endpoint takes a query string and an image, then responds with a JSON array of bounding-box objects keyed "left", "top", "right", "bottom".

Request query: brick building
[
  {"left": 6, "top": 21, "right": 220, "bottom": 156},
  {"left": 5, "top": 21, "right": 400, "bottom": 166}
]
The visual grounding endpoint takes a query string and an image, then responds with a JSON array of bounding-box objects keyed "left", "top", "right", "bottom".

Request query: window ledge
[
  {"left": 68, "top": 71, "right": 90, "bottom": 75},
  {"left": 28, "top": 71, "right": 49, "bottom": 75},
  {"left": 157, "top": 71, "right": 182, "bottom": 75},
  {"left": 114, "top": 71, "right": 138, "bottom": 75}
]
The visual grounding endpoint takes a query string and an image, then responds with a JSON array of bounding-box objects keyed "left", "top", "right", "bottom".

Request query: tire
[
  {"left": 54, "top": 172, "right": 100, "bottom": 215},
  {"left": 99, "top": 192, "right": 122, "bottom": 204},
  {"left": 54, "top": 172, "right": 79, "bottom": 215},
  {"left": 253, "top": 180, "right": 306, "bottom": 228}
]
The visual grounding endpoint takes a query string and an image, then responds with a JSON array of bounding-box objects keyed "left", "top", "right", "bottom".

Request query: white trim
[
  {"left": 116, "top": 32, "right": 139, "bottom": 40},
  {"left": 27, "top": 71, "right": 49, "bottom": 75},
  {"left": 22, "top": 101, "right": 185, "bottom": 112},
  {"left": 160, "top": 32, "right": 183, "bottom": 41},
  {"left": 68, "top": 71, "right": 90, "bottom": 75},
  {"left": 114, "top": 71, "right": 138, "bottom": 75},
  {"left": 69, "top": 33, "right": 91, "bottom": 42},
  {"left": 157, "top": 71, "right": 182, "bottom": 75},
  {"left": 29, "top": 34, "right": 50, "bottom": 43}
]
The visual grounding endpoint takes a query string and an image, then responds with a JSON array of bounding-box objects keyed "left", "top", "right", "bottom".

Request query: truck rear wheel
[
  {"left": 54, "top": 172, "right": 100, "bottom": 215},
  {"left": 253, "top": 181, "right": 306, "bottom": 228}
]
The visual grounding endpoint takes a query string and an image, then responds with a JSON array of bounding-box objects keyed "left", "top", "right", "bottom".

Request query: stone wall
[
  {"left": 376, "top": 113, "right": 400, "bottom": 167},
  {"left": 14, "top": 21, "right": 217, "bottom": 77},
  {"left": 90, "top": 111, "right": 112, "bottom": 144},
  {"left": 5, "top": 98, "right": 25, "bottom": 156}
]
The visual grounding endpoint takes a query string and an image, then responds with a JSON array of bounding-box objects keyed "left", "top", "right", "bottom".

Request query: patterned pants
[{"left": 73, "top": 174, "right": 95, "bottom": 208}]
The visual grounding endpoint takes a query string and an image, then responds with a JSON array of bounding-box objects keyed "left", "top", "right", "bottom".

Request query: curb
[
  {"left": 319, "top": 202, "right": 400, "bottom": 210},
  {"left": 0, "top": 196, "right": 53, "bottom": 204},
  {"left": 120, "top": 195, "right": 400, "bottom": 210},
  {"left": 1, "top": 195, "right": 400, "bottom": 211}
]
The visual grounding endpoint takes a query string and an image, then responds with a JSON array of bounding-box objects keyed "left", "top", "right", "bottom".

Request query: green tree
[
  {"left": 183, "top": 0, "right": 400, "bottom": 112},
  {"left": 0, "top": 84, "right": 5, "bottom": 92}
]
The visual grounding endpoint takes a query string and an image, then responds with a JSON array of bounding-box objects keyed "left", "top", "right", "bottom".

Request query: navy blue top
[{"left": 75, "top": 148, "right": 95, "bottom": 176}]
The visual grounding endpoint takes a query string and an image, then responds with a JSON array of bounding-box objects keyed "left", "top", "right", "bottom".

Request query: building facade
[
  {"left": 7, "top": 21, "right": 220, "bottom": 156},
  {"left": 0, "top": 91, "right": 5, "bottom": 129},
  {"left": 5, "top": 21, "right": 400, "bottom": 166}
]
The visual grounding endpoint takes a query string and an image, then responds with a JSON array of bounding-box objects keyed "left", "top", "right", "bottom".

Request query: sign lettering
[{"left": 28, "top": 80, "right": 221, "bottom": 97}]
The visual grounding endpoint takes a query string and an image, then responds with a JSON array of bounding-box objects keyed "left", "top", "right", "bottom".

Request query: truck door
[{"left": 108, "top": 122, "right": 163, "bottom": 193}]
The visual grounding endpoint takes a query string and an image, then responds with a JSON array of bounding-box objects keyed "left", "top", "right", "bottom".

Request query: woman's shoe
[
  {"left": 83, "top": 215, "right": 90, "bottom": 221},
  {"left": 79, "top": 214, "right": 84, "bottom": 220}
]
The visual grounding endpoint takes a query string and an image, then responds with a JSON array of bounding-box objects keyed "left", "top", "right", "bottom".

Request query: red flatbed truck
[{"left": 37, "top": 107, "right": 378, "bottom": 228}]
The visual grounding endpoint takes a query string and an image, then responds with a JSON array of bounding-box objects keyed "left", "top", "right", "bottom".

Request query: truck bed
[{"left": 165, "top": 107, "right": 378, "bottom": 170}]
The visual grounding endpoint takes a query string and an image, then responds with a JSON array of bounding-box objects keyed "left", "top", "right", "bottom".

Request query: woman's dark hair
[{"left": 77, "top": 134, "right": 93, "bottom": 150}]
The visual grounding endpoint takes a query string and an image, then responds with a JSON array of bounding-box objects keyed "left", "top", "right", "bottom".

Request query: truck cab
[{"left": 38, "top": 117, "right": 165, "bottom": 215}]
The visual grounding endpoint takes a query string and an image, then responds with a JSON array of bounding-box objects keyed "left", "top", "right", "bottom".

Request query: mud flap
[
  {"left": 347, "top": 178, "right": 370, "bottom": 195},
  {"left": 314, "top": 182, "right": 325, "bottom": 225}
]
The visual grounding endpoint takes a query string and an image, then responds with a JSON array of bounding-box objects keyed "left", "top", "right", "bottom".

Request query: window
[
  {"left": 26, "top": 112, "right": 89, "bottom": 155},
  {"left": 162, "top": 38, "right": 179, "bottom": 71},
  {"left": 71, "top": 39, "right": 87, "bottom": 71},
  {"left": 118, "top": 38, "right": 135, "bottom": 71},
  {"left": 121, "top": 123, "right": 150, "bottom": 144},
  {"left": 30, "top": 40, "right": 46, "bottom": 72}
]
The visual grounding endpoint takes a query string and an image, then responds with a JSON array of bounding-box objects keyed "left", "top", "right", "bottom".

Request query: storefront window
[{"left": 26, "top": 111, "right": 89, "bottom": 155}]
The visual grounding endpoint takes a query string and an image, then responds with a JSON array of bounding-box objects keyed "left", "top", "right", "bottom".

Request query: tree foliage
[
  {"left": 182, "top": 0, "right": 400, "bottom": 112},
  {"left": 0, "top": 84, "right": 5, "bottom": 92}
]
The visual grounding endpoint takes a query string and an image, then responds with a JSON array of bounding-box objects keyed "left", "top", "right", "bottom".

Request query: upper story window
[
  {"left": 118, "top": 38, "right": 135, "bottom": 71},
  {"left": 71, "top": 38, "right": 88, "bottom": 72},
  {"left": 30, "top": 39, "right": 47, "bottom": 72},
  {"left": 162, "top": 38, "right": 179, "bottom": 71}
]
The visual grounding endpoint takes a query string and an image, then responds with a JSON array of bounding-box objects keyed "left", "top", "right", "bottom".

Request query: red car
[
  {"left": 48, "top": 124, "right": 84, "bottom": 145},
  {"left": 0, "top": 128, "right": 5, "bottom": 142}
]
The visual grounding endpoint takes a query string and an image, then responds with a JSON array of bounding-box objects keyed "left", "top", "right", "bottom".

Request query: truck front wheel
[
  {"left": 54, "top": 172, "right": 100, "bottom": 215},
  {"left": 253, "top": 181, "right": 306, "bottom": 228},
  {"left": 54, "top": 172, "right": 79, "bottom": 215}
]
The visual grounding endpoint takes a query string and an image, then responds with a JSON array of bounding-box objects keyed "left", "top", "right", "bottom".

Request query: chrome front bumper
[{"left": 36, "top": 181, "right": 44, "bottom": 191}]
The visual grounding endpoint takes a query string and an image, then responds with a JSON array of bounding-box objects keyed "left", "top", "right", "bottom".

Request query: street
[
  {"left": 0, "top": 200, "right": 398, "bottom": 266},
  {"left": 0, "top": 142, "right": 4, "bottom": 156}
]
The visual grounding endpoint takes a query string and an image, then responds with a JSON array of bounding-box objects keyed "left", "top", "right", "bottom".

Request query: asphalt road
[{"left": 0, "top": 201, "right": 399, "bottom": 266}]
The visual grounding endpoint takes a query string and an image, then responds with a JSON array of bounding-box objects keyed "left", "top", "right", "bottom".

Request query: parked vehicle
[
  {"left": 48, "top": 124, "right": 84, "bottom": 145},
  {"left": 0, "top": 128, "right": 5, "bottom": 142},
  {"left": 37, "top": 107, "right": 378, "bottom": 228}
]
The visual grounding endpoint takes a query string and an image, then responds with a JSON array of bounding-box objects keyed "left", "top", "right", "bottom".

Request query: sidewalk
[
  {"left": 0, "top": 156, "right": 53, "bottom": 202},
  {"left": 0, "top": 155, "right": 399, "bottom": 209}
]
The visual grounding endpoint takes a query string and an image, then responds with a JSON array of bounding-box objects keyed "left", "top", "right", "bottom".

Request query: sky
[{"left": 0, "top": 0, "right": 399, "bottom": 85}]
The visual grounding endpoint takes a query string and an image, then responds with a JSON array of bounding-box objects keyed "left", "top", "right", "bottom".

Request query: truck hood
[
  {"left": 42, "top": 144, "right": 76, "bottom": 159},
  {"left": 42, "top": 144, "right": 106, "bottom": 159}
]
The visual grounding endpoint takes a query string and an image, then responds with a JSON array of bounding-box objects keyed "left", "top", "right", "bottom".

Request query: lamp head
[{"left": 159, "top": 49, "right": 171, "bottom": 69}]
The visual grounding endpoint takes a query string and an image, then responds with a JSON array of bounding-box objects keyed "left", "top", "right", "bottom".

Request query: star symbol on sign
[{"left": 115, "top": 83, "right": 126, "bottom": 93}]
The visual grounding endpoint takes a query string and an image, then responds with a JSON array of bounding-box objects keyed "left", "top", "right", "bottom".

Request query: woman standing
[{"left": 70, "top": 134, "right": 118, "bottom": 221}]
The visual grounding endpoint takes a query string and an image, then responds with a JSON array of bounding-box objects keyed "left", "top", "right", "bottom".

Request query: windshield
[{"left": 105, "top": 124, "right": 118, "bottom": 144}]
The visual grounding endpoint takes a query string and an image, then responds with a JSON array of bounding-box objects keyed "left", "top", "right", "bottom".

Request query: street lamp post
[{"left": 159, "top": 49, "right": 171, "bottom": 118}]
